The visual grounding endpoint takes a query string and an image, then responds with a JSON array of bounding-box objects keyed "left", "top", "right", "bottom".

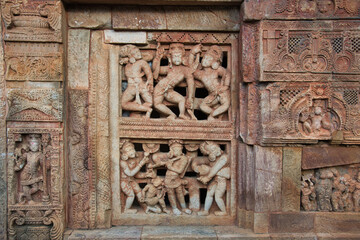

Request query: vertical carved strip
[
  {"left": 89, "top": 31, "right": 111, "bottom": 228},
  {"left": 0, "top": 19, "right": 7, "bottom": 240},
  {"left": 68, "top": 90, "right": 90, "bottom": 229}
]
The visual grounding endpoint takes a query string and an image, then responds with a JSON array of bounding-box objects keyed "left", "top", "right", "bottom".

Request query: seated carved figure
[
  {"left": 197, "top": 141, "right": 230, "bottom": 216},
  {"left": 189, "top": 44, "right": 231, "bottom": 121},
  {"left": 119, "top": 45, "right": 153, "bottom": 118},
  {"left": 300, "top": 106, "right": 334, "bottom": 136},
  {"left": 14, "top": 134, "right": 46, "bottom": 204},
  {"left": 152, "top": 43, "right": 195, "bottom": 120},
  {"left": 141, "top": 177, "right": 170, "bottom": 214}
]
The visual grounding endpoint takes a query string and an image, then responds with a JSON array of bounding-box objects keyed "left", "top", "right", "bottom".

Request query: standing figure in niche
[
  {"left": 119, "top": 44, "right": 153, "bottom": 118},
  {"left": 189, "top": 44, "right": 231, "bottom": 121},
  {"left": 342, "top": 174, "right": 355, "bottom": 211},
  {"left": 353, "top": 171, "right": 360, "bottom": 212},
  {"left": 141, "top": 177, "right": 170, "bottom": 214},
  {"left": 197, "top": 141, "right": 230, "bottom": 216},
  {"left": 120, "top": 140, "right": 149, "bottom": 214},
  {"left": 162, "top": 140, "right": 192, "bottom": 215},
  {"left": 331, "top": 169, "right": 346, "bottom": 211},
  {"left": 152, "top": 43, "right": 195, "bottom": 120},
  {"left": 14, "top": 134, "right": 47, "bottom": 204},
  {"left": 315, "top": 168, "right": 334, "bottom": 211}
]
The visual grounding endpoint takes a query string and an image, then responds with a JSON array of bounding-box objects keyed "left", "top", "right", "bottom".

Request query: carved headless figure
[
  {"left": 153, "top": 43, "right": 195, "bottom": 120},
  {"left": 120, "top": 45, "right": 153, "bottom": 118}
]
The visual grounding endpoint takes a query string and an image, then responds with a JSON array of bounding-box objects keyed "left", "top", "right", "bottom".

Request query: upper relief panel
[
  {"left": 1, "top": 0, "right": 63, "bottom": 42},
  {"left": 261, "top": 21, "right": 360, "bottom": 82},
  {"left": 244, "top": 0, "right": 359, "bottom": 20}
]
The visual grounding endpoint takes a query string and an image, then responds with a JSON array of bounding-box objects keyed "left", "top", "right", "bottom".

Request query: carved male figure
[
  {"left": 120, "top": 140, "right": 149, "bottom": 213},
  {"left": 162, "top": 140, "right": 192, "bottom": 215},
  {"left": 152, "top": 43, "right": 195, "bottom": 120},
  {"left": 14, "top": 134, "right": 46, "bottom": 204},
  {"left": 300, "top": 106, "right": 333, "bottom": 136},
  {"left": 189, "top": 44, "right": 231, "bottom": 120},
  {"left": 197, "top": 141, "right": 230, "bottom": 216},
  {"left": 120, "top": 45, "right": 154, "bottom": 118},
  {"left": 141, "top": 177, "right": 170, "bottom": 214}
]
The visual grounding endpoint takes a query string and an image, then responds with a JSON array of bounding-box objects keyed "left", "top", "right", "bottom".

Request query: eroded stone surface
[{"left": 68, "top": 5, "right": 111, "bottom": 29}]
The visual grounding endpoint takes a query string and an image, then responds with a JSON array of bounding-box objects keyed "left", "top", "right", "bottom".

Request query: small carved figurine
[
  {"left": 354, "top": 172, "right": 360, "bottom": 212},
  {"left": 300, "top": 105, "right": 334, "bottom": 136},
  {"left": 14, "top": 134, "right": 47, "bottom": 204},
  {"left": 152, "top": 43, "right": 195, "bottom": 120},
  {"left": 197, "top": 141, "right": 230, "bottom": 216},
  {"left": 119, "top": 45, "right": 154, "bottom": 118},
  {"left": 120, "top": 140, "right": 149, "bottom": 214},
  {"left": 189, "top": 44, "right": 231, "bottom": 120},
  {"left": 141, "top": 177, "right": 170, "bottom": 214},
  {"left": 301, "top": 176, "right": 317, "bottom": 211},
  {"left": 331, "top": 169, "right": 346, "bottom": 211}
]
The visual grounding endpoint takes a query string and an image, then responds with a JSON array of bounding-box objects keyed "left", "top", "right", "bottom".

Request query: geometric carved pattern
[{"left": 343, "top": 89, "right": 359, "bottom": 105}]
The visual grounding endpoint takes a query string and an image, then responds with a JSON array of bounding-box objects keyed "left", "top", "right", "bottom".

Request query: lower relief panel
[{"left": 114, "top": 139, "right": 236, "bottom": 225}]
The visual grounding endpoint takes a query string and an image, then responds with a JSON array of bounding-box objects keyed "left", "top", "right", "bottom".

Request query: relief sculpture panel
[{"left": 261, "top": 82, "right": 360, "bottom": 144}]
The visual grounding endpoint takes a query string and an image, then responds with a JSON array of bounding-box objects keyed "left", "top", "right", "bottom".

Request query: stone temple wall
[{"left": 0, "top": 0, "right": 359, "bottom": 239}]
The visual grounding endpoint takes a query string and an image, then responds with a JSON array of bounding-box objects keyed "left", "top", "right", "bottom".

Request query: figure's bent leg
[
  {"left": 121, "top": 182, "right": 137, "bottom": 214},
  {"left": 212, "top": 93, "right": 230, "bottom": 118},
  {"left": 198, "top": 183, "right": 216, "bottom": 216},
  {"left": 122, "top": 88, "right": 149, "bottom": 112},
  {"left": 166, "top": 91, "right": 189, "bottom": 120},
  {"left": 154, "top": 92, "right": 176, "bottom": 119},
  {"left": 214, "top": 178, "right": 227, "bottom": 216}
]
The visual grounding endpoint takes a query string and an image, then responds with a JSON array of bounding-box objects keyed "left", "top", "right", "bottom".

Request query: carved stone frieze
[
  {"left": 261, "top": 82, "right": 360, "bottom": 144},
  {"left": 1, "top": 0, "right": 63, "bottom": 42},
  {"left": 7, "top": 128, "right": 64, "bottom": 239},
  {"left": 275, "top": 0, "right": 359, "bottom": 18},
  {"left": 7, "top": 89, "right": 63, "bottom": 121},
  {"left": 115, "top": 139, "right": 235, "bottom": 225},
  {"left": 262, "top": 21, "right": 360, "bottom": 81},
  {"left": 301, "top": 164, "right": 360, "bottom": 212},
  {"left": 5, "top": 43, "right": 63, "bottom": 81}
]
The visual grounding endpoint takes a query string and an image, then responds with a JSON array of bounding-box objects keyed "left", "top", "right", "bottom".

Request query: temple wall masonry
[{"left": 0, "top": 0, "right": 360, "bottom": 239}]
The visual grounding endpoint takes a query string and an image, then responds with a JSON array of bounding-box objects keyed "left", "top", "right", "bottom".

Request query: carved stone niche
[
  {"left": 7, "top": 89, "right": 63, "bottom": 122},
  {"left": 261, "top": 82, "right": 360, "bottom": 144},
  {"left": 301, "top": 164, "right": 360, "bottom": 212},
  {"left": 261, "top": 21, "right": 360, "bottom": 82},
  {"left": 1, "top": 0, "right": 63, "bottom": 42},
  {"left": 116, "top": 32, "right": 238, "bottom": 140},
  {"left": 5, "top": 43, "right": 63, "bottom": 82},
  {"left": 114, "top": 139, "right": 236, "bottom": 225},
  {"left": 7, "top": 128, "right": 64, "bottom": 240}
]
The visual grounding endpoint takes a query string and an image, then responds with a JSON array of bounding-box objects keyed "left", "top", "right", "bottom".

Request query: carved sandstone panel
[
  {"left": 7, "top": 89, "right": 63, "bottom": 121},
  {"left": 261, "top": 21, "right": 360, "bottom": 82},
  {"left": 7, "top": 128, "right": 64, "bottom": 240},
  {"left": 68, "top": 90, "right": 90, "bottom": 229},
  {"left": 5, "top": 43, "right": 63, "bottom": 82},
  {"left": 301, "top": 164, "right": 360, "bottom": 212},
  {"left": 243, "top": 0, "right": 360, "bottom": 20},
  {"left": 1, "top": 0, "right": 63, "bottom": 42},
  {"left": 261, "top": 82, "right": 360, "bottom": 144},
  {"left": 0, "top": 19, "right": 6, "bottom": 240},
  {"left": 115, "top": 139, "right": 235, "bottom": 225}
]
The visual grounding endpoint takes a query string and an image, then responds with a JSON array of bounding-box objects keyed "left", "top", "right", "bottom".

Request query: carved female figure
[
  {"left": 119, "top": 45, "right": 154, "bottom": 118},
  {"left": 197, "top": 141, "right": 230, "bottom": 216},
  {"left": 120, "top": 140, "right": 149, "bottom": 213},
  {"left": 152, "top": 43, "right": 195, "bottom": 120},
  {"left": 14, "top": 134, "right": 46, "bottom": 204},
  {"left": 189, "top": 44, "right": 231, "bottom": 120}
]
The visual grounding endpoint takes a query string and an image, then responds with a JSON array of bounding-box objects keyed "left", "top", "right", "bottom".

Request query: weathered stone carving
[
  {"left": 189, "top": 45, "right": 231, "bottom": 121},
  {"left": 262, "top": 82, "right": 360, "bottom": 144},
  {"left": 120, "top": 44, "right": 154, "bottom": 118},
  {"left": 118, "top": 139, "right": 232, "bottom": 217},
  {"left": 275, "top": 0, "right": 359, "bottom": 18},
  {"left": 5, "top": 42, "right": 63, "bottom": 81},
  {"left": 301, "top": 165, "right": 360, "bottom": 212},
  {"left": 7, "top": 128, "right": 64, "bottom": 239},
  {"left": 1, "top": 0, "right": 62, "bottom": 42},
  {"left": 153, "top": 43, "right": 195, "bottom": 120},
  {"left": 7, "top": 89, "right": 63, "bottom": 121},
  {"left": 262, "top": 22, "right": 360, "bottom": 81}
]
